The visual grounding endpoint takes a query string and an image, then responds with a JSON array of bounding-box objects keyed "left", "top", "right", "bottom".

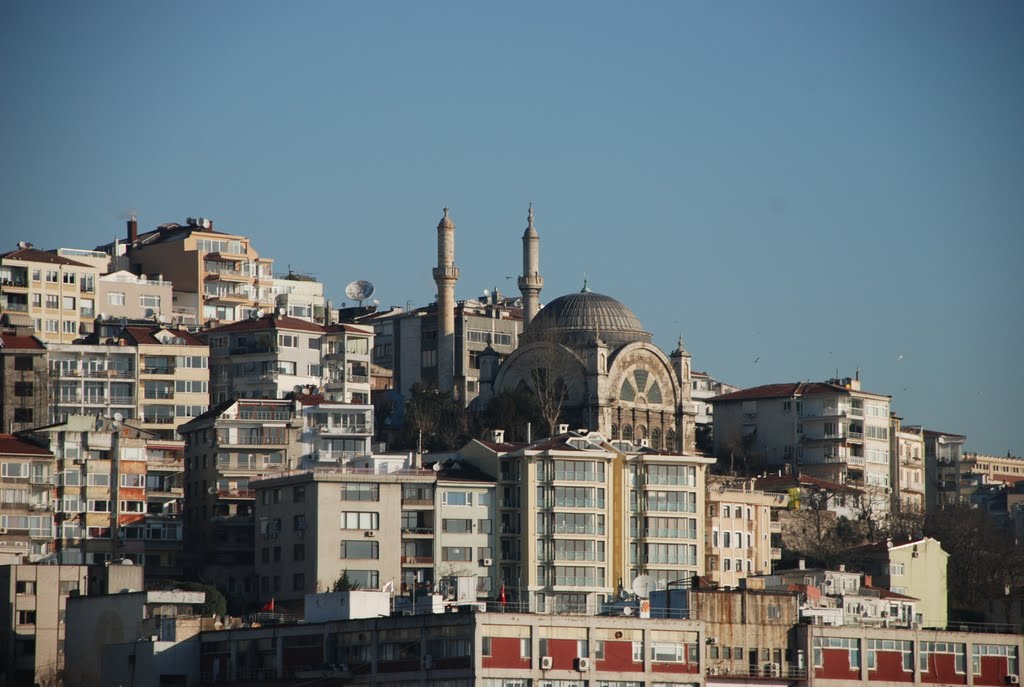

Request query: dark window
[
  {"left": 14, "top": 356, "right": 33, "bottom": 371},
  {"left": 13, "top": 382, "right": 33, "bottom": 397},
  {"left": 13, "top": 409, "right": 32, "bottom": 423}
]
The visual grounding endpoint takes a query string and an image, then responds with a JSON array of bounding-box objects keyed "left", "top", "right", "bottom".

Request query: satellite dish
[
  {"left": 372, "top": 298, "right": 381, "bottom": 306},
  {"left": 622, "top": 606, "right": 634, "bottom": 616},
  {"left": 345, "top": 280, "right": 376, "bottom": 304},
  {"left": 432, "top": 463, "right": 442, "bottom": 472},
  {"left": 207, "top": 486, "right": 217, "bottom": 495},
  {"left": 113, "top": 412, "right": 124, "bottom": 423},
  {"left": 631, "top": 575, "right": 653, "bottom": 599},
  {"left": 483, "top": 289, "right": 490, "bottom": 297},
  {"left": 293, "top": 385, "right": 304, "bottom": 394}
]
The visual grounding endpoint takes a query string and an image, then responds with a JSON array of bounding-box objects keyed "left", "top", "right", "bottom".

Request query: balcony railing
[
  {"left": 1, "top": 303, "right": 29, "bottom": 312},
  {"left": 1, "top": 278, "right": 28, "bottom": 288},
  {"left": 142, "top": 416, "right": 176, "bottom": 425},
  {"left": 770, "top": 547, "right": 782, "bottom": 559},
  {"left": 217, "top": 489, "right": 255, "bottom": 499},
  {"left": 401, "top": 556, "right": 433, "bottom": 565}
]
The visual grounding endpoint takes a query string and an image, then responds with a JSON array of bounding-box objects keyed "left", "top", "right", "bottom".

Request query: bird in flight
[{"left": 754, "top": 357, "right": 761, "bottom": 364}]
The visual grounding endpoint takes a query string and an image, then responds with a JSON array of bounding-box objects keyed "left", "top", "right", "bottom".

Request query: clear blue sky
[{"left": 2, "top": 2, "right": 1021, "bottom": 455}]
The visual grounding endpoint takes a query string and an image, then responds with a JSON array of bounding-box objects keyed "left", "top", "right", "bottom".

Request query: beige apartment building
[
  {"left": 48, "top": 326, "right": 209, "bottom": 439},
  {"left": 711, "top": 376, "right": 895, "bottom": 520},
  {"left": 321, "top": 323, "right": 373, "bottom": 404},
  {"left": 273, "top": 271, "right": 328, "bottom": 323},
  {"left": 0, "top": 245, "right": 102, "bottom": 344},
  {"left": 0, "top": 434, "right": 56, "bottom": 564},
  {"left": 851, "top": 537, "right": 949, "bottom": 628},
  {"left": 891, "top": 416, "right": 926, "bottom": 514},
  {"left": 124, "top": 217, "right": 275, "bottom": 325},
  {"left": 963, "top": 451, "right": 1024, "bottom": 486},
  {"left": 705, "top": 476, "right": 786, "bottom": 589},
  {"left": 461, "top": 429, "right": 715, "bottom": 613},
  {"left": 96, "top": 270, "right": 178, "bottom": 324}
]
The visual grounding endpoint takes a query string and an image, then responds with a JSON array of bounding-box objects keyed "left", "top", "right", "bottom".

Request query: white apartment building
[
  {"left": 321, "top": 323, "right": 373, "bottom": 404},
  {"left": 96, "top": 271, "right": 179, "bottom": 324},
  {"left": 273, "top": 271, "right": 328, "bottom": 323},
  {"left": 711, "top": 376, "right": 894, "bottom": 520},
  {"left": 891, "top": 417, "right": 925, "bottom": 514}
]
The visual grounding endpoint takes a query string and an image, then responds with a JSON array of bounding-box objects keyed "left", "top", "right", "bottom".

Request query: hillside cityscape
[{"left": 0, "top": 211, "right": 1021, "bottom": 687}]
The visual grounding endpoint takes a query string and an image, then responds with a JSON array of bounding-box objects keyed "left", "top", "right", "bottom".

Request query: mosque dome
[{"left": 524, "top": 286, "right": 651, "bottom": 348}]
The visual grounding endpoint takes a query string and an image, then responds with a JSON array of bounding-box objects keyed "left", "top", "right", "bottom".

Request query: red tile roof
[
  {"left": 0, "top": 334, "right": 45, "bottom": 350},
  {"left": 710, "top": 382, "right": 847, "bottom": 403},
  {"left": 862, "top": 584, "right": 918, "bottom": 601},
  {"left": 0, "top": 434, "right": 53, "bottom": 456},
  {"left": 756, "top": 472, "right": 863, "bottom": 494},
  {"left": 323, "top": 323, "right": 374, "bottom": 335},
  {"left": 0, "top": 247, "right": 91, "bottom": 267},
  {"left": 475, "top": 438, "right": 525, "bottom": 452},
  {"left": 203, "top": 315, "right": 325, "bottom": 334}
]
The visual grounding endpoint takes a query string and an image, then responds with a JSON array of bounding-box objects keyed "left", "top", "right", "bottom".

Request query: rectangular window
[
  {"left": 443, "top": 546, "right": 473, "bottom": 561},
  {"left": 108, "top": 292, "right": 126, "bottom": 306},
  {"left": 339, "top": 540, "right": 379, "bottom": 559},
  {"left": 340, "top": 484, "right": 379, "bottom": 501},
  {"left": 443, "top": 518, "right": 473, "bottom": 533},
  {"left": 140, "top": 294, "right": 161, "bottom": 309},
  {"left": 341, "top": 512, "right": 379, "bottom": 530}
]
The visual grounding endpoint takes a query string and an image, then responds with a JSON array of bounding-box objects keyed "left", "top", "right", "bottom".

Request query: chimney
[
  {"left": 798, "top": 559, "right": 806, "bottom": 570},
  {"left": 839, "top": 564, "right": 846, "bottom": 572},
  {"left": 557, "top": 423, "right": 570, "bottom": 435},
  {"left": 491, "top": 429, "right": 505, "bottom": 444},
  {"left": 127, "top": 216, "right": 138, "bottom": 244},
  {"left": 863, "top": 574, "right": 872, "bottom": 587}
]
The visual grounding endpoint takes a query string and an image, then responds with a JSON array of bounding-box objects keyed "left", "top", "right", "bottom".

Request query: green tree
[{"left": 332, "top": 571, "right": 361, "bottom": 592}]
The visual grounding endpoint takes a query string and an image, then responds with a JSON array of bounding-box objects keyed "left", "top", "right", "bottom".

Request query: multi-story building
[
  {"left": 461, "top": 429, "right": 715, "bottom": 613},
  {"left": 366, "top": 290, "right": 523, "bottom": 406},
  {"left": 273, "top": 271, "right": 328, "bottom": 323},
  {"left": 0, "top": 325, "right": 48, "bottom": 433},
  {"left": 48, "top": 326, "right": 209, "bottom": 439},
  {"left": 705, "top": 476, "right": 786, "bottom": 589},
  {"left": 0, "top": 244, "right": 102, "bottom": 343},
  {"left": 691, "top": 371, "right": 738, "bottom": 452},
  {"left": 0, "top": 434, "right": 56, "bottom": 564},
  {"left": 711, "top": 376, "right": 894, "bottom": 520},
  {"left": 202, "top": 314, "right": 326, "bottom": 403},
  {"left": 296, "top": 397, "right": 374, "bottom": 467},
  {"left": 118, "top": 217, "right": 275, "bottom": 326},
  {"left": 850, "top": 537, "right": 949, "bottom": 629},
  {"left": 96, "top": 270, "right": 178, "bottom": 324},
  {"left": 0, "top": 563, "right": 90, "bottom": 686},
  {"left": 321, "top": 323, "right": 373, "bottom": 404},
  {"left": 890, "top": 417, "right": 926, "bottom": 514},
  {"left": 178, "top": 398, "right": 305, "bottom": 605},
  {"left": 963, "top": 452, "right": 1024, "bottom": 486},
  {"left": 914, "top": 427, "right": 969, "bottom": 512}
]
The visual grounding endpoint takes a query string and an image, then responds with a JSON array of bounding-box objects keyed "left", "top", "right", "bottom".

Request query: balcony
[
  {"left": 204, "top": 291, "right": 250, "bottom": 304},
  {"left": 142, "top": 416, "right": 177, "bottom": 425},
  {"left": 217, "top": 489, "right": 255, "bottom": 500},
  {"left": 141, "top": 367, "right": 175, "bottom": 375},
  {"left": 1, "top": 302, "right": 29, "bottom": 312},
  {"left": 847, "top": 431, "right": 864, "bottom": 441},
  {"left": 0, "top": 277, "right": 29, "bottom": 289},
  {"left": 401, "top": 556, "right": 433, "bottom": 565},
  {"left": 402, "top": 527, "right": 434, "bottom": 536},
  {"left": 347, "top": 373, "right": 369, "bottom": 384},
  {"left": 770, "top": 547, "right": 782, "bottom": 560},
  {"left": 143, "top": 391, "right": 175, "bottom": 400},
  {"left": 769, "top": 520, "right": 782, "bottom": 533}
]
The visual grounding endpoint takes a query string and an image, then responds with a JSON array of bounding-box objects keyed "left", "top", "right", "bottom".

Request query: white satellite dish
[
  {"left": 345, "top": 280, "right": 376, "bottom": 304},
  {"left": 631, "top": 575, "right": 653, "bottom": 599},
  {"left": 432, "top": 463, "right": 442, "bottom": 472},
  {"left": 622, "top": 606, "right": 634, "bottom": 616},
  {"left": 113, "top": 412, "right": 124, "bottom": 423}
]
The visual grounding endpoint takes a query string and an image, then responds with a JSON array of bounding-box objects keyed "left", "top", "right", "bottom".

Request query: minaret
[
  {"left": 433, "top": 208, "right": 459, "bottom": 393},
  {"left": 518, "top": 203, "right": 544, "bottom": 327}
]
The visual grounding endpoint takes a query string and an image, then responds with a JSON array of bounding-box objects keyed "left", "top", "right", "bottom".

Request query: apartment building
[
  {"left": 202, "top": 313, "right": 325, "bottom": 403},
  {"left": 0, "top": 434, "right": 56, "bottom": 564},
  {"left": 891, "top": 417, "right": 926, "bottom": 514},
  {"left": 121, "top": 217, "right": 275, "bottom": 325},
  {"left": 48, "top": 326, "right": 209, "bottom": 439},
  {"left": 367, "top": 290, "right": 523, "bottom": 406},
  {"left": 963, "top": 452, "right": 1024, "bottom": 486},
  {"left": 297, "top": 397, "right": 374, "bottom": 467},
  {"left": 178, "top": 398, "right": 305, "bottom": 605},
  {"left": 96, "top": 270, "right": 179, "bottom": 324},
  {"left": 691, "top": 371, "right": 738, "bottom": 452},
  {"left": 711, "top": 377, "right": 894, "bottom": 519},
  {"left": 321, "top": 323, "right": 373, "bottom": 404},
  {"left": 461, "top": 429, "right": 715, "bottom": 613},
  {"left": 705, "top": 476, "right": 786, "bottom": 589},
  {"left": 914, "top": 428, "right": 969, "bottom": 512},
  {"left": 0, "top": 244, "right": 102, "bottom": 344},
  {"left": 0, "top": 325, "right": 48, "bottom": 433},
  {"left": 273, "top": 271, "right": 328, "bottom": 323},
  {"left": 850, "top": 537, "right": 949, "bottom": 629}
]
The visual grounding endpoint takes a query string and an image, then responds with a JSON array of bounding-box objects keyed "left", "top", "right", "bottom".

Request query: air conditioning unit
[
  {"left": 318, "top": 425, "right": 329, "bottom": 432},
  {"left": 1006, "top": 676, "right": 1020, "bottom": 686},
  {"left": 422, "top": 654, "right": 433, "bottom": 670},
  {"left": 0, "top": 528, "right": 7, "bottom": 535},
  {"left": 540, "top": 656, "right": 553, "bottom": 670},
  {"left": 481, "top": 558, "right": 493, "bottom": 566},
  {"left": 707, "top": 667, "right": 719, "bottom": 676},
  {"left": 364, "top": 530, "right": 375, "bottom": 537},
  {"left": 575, "top": 657, "right": 590, "bottom": 671},
  {"left": 768, "top": 663, "right": 781, "bottom": 677},
  {"left": 73, "top": 459, "right": 85, "bottom": 465},
  {"left": 706, "top": 636, "right": 717, "bottom": 645}
]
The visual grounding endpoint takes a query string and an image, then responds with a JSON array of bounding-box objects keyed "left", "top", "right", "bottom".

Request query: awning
[{"left": 1, "top": 312, "right": 32, "bottom": 328}]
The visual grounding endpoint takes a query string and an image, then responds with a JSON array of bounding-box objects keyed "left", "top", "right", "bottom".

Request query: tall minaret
[
  {"left": 433, "top": 208, "right": 459, "bottom": 392},
  {"left": 518, "top": 203, "right": 544, "bottom": 327}
]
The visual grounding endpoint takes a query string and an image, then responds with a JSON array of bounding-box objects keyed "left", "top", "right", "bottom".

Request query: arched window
[
  {"left": 637, "top": 425, "right": 648, "bottom": 441},
  {"left": 666, "top": 428, "right": 676, "bottom": 450},
  {"left": 622, "top": 425, "right": 633, "bottom": 441},
  {"left": 651, "top": 427, "right": 662, "bottom": 450},
  {"left": 611, "top": 424, "right": 619, "bottom": 439}
]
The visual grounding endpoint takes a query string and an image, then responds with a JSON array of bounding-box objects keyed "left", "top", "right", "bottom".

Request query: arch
[
  {"left": 611, "top": 424, "right": 619, "bottom": 440},
  {"left": 622, "top": 425, "right": 633, "bottom": 441},
  {"left": 651, "top": 427, "right": 662, "bottom": 450},
  {"left": 666, "top": 428, "right": 677, "bottom": 451}
]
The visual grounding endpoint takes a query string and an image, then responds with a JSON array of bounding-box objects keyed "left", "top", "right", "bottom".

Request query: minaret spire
[
  {"left": 518, "top": 202, "right": 544, "bottom": 327},
  {"left": 433, "top": 207, "right": 459, "bottom": 393}
]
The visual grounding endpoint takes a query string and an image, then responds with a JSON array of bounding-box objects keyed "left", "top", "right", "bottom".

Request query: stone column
[
  {"left": 432, "top": 208, "right": 459, "bottom": 393},
  {"left": 518, "top": 204, "right": 544, "bottom": 327}
]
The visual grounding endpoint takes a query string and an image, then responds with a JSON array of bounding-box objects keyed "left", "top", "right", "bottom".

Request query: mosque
[{"left": 432, "top": 206, "right": 696, "bottom": 453}]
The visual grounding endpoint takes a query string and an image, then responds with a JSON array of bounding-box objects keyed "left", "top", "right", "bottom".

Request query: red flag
[
  {"left": 260, "top": 598, "right": 275, "bottom": 612},
  {"left": 498, "top": 583, "right": 507, "bottom": 607}
]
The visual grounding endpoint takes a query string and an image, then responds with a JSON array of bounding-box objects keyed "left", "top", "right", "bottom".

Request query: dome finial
[
  {"left": 528, "top": 202, "right": 534, "bottom": 227},
  {"left": 581, "top": 274, "right": 591, "bottom": 293}
]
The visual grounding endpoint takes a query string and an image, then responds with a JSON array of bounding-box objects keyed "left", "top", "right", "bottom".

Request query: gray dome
[{"left": 525, "top": 290, "right": 651, "bottom": 347}]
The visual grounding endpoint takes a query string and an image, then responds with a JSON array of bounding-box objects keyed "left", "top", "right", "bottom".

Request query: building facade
[
  {"left": 705, "top": 477, "right": 786, "bottom": 589},
  {"left": 0, "top": 326, "right": 48, "bottom": 433}
]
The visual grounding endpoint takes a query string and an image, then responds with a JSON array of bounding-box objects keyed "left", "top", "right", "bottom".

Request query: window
[
  {"left": 919, "top": 641, "right": 966, "bottom": 674},
  {"left": 339, "top": 541, "right": 379, "bottom": 559},
  {"left": 293, "top": 543, "right": 305, "bottom": 561},
  {"left": 443, "top": 546, "right": 473, "bottom": 561},
  {"left": 293, "top": 573, "right": 305, "bottom": 591},
  {"left": 46, "top": 270, "right": 59, "bottom": 283},
  {"left": 63, "top": 319, "right": 77, "bottom": 333},
  {"left": 443, "top": 491, "right": 473, "bottom": 506},
  {"left": 972, "top": 644, "right": 1018, "bottom": 676},
  {"left": 13, "top": 382, "right": 33, "bottom": 397},
  {"left": 443, "top": 518, "right": 473, "bottom": 533},
  {"left": 340, "top": 484, "right": 379, "bottom": 501},
  {"left": 815, "top": 637, "right": 861, "bottom": 668},
  {"left": 341, "top": 512, "right": 379, "bottom": 530},
  {"left": 652, "top": 643, "right": 685, "bottom": 663},
  {"left": 17, "top": 610, "right": 37, "bottom": 625},
  {"left": 868, "top": 639, "right": 913, "bottom": 672},
  {"left": 63, "top": 296, "right": 76, "bottom": 310},
  {"left": 140, "top": 294, "right": 161, "bottom": 309},
  {"left": 108, "top": 292, "right": 126, "bottom": 306}
]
